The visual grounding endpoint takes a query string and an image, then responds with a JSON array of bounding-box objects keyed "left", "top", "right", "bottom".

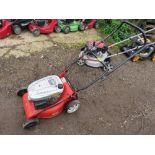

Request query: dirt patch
[{"left": 0, "top": 44, "right": 155, "bottom": 134}]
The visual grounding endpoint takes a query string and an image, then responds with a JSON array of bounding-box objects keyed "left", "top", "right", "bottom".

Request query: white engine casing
[{"left": 28, "top": 75, "right": 63, "bottom": 101}]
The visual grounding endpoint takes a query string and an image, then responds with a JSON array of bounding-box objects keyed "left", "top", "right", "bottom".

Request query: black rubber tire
[
  {"left": 55, "top": 26, "right": 61, "bottom": 33},
  {"left": 12, "top": 25, "right": 22, "bottom": 35},
  {"left": 139, "top": 53, "right": 151, "bottom": 59},
  {"left": 94, "top": 22, "right": 99, "bottom": 29},
  {"left": 65, "top": 100, "right": 80, "bottom": 114},
  {"left": 17, "top": 88, "right": 27, "bottom": 97},
  {"left": 0, "top": 20, "right": 3, "bottom": 28},
  {"left": 84, "top": 24, "right": 88, "bottom": 30},
  {"left": 32, "top": 28, "right": 40, "bottom": 36},
  {"left": 63, "top": 26, "right": 70, "bottom": 34},
  {"left": 79, "top": 24, "right": 85, "bottom": 31},
  {"left": 23, "top": 118, "right": 39, "bottom": 129}
]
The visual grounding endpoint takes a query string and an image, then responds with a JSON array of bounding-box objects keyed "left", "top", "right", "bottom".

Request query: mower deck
[{"left": 22, "top": 77, "right": 76, "bottom": 120}]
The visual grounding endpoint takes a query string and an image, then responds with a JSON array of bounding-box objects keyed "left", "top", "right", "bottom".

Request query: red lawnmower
[
  {"left": 79, "top": 19, "right": 99, "bottom": 29},
  {"left": 28, "top": 19, "right": 58, "bottom": 36},
  {"left": 17, "top": 20, "right": 147, "bottom": 129},
  {"left": 0, "top": 19, "right": 12, "bottom": 39}
]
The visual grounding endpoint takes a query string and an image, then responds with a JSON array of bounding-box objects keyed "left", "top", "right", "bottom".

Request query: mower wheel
[
  {"left": 17, "top": 88, "right": 27, "bottom": 97},
  {"left": 79, "top": 24, "right": 85, "bottom": 31},
  {"left": 77, "top": 59, "right": 85, "bottom": 66},
  {"left": 32, "top": 28, "right": 40, "bottom": 36},
  {"left": 103, "top": 64, "right": 113, "bottom": 72},
  {"left": 55, "top": 26, "right": 61, "bottom": 33},
  {"left": 23, "top": 118, "right": 39, "bottom": 129},
  {"left": 63, "top": 26, "right": 70, "bottom": 34},
  {"left": 12, "top": 25, "right": 22, "bottom": 35},
  {"left": 65, "top": 100, "right": 80, "bottom": 114},
  {"left": 94, "top": 22, "right": 99, "bottom": 29},
  {"left": 84, "top": 25, "right": 88, "bottom": 29}
]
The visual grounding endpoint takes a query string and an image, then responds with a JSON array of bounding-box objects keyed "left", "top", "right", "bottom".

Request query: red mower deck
[
  {"left": 28, "top": 19, "right": 58, "bottom": 36},
  {"left": 22, "top": 75, "right": 77, "bottom": 120},
  {"left": 86, "top": 19, "right": 98, "bottom": 29}
]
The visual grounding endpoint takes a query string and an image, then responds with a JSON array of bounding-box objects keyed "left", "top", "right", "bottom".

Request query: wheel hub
[{"left": 67, "top": 104, "right": 79, "bottom": 113}]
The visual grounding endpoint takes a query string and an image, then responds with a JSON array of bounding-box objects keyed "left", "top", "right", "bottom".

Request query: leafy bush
[{"left": 98, "top": 19, "right": 134, "bottom": 42}]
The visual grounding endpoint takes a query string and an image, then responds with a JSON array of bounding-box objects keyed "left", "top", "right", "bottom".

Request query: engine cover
[{"left": 28, "top": 75, "right": 64, "bottom": 102}]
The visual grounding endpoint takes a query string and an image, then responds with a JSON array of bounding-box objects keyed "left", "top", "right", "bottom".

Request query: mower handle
[
  {"left": 65, "top": 20, "right": 147, "bottom": 72},
  {"left": 76, "top": 21, "right": 147, "bottom": 92}
]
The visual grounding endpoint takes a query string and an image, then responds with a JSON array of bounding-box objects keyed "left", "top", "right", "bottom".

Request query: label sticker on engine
[{"left": 61, "top": 77, "right": 66, "bottom": 83}]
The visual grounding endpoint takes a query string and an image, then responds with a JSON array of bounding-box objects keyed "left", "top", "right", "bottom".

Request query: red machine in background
[
  {"left": 0, "top": 20, "right": 12, "bottom": 39},
  {"left": 28, "top": 19, "right": 58, "bottom": 36},
  {"left": 79, "top": 19, "right": 99, "bottom": 29}
]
